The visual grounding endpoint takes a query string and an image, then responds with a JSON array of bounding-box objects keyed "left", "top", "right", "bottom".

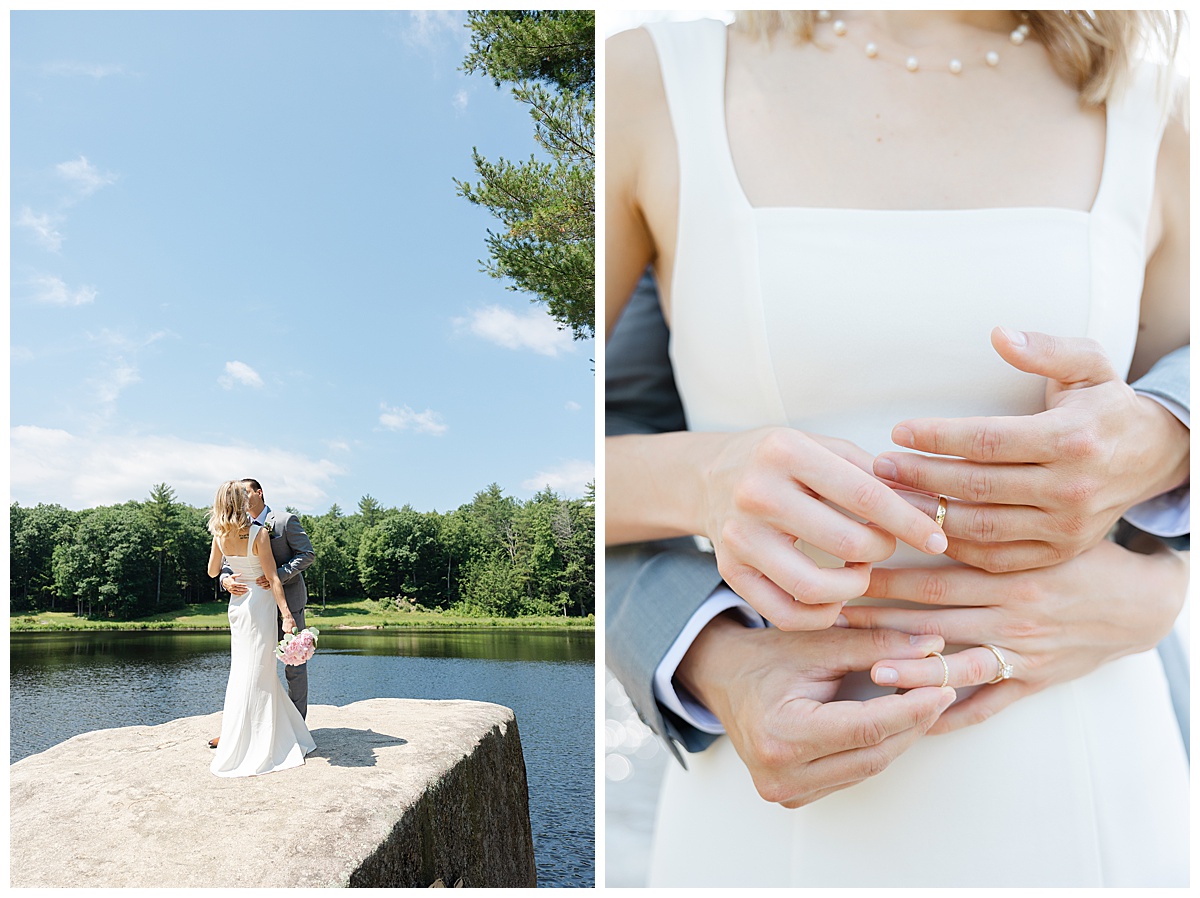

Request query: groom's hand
[
  {"left": 222, "top": 574, "right": 249, "bottom": 596},
  {"left": 675, "top": 613, "right": 954, "bottom": 808},
  {"left": 874, "top": 329, "right": 1189, "bottom": 572}
]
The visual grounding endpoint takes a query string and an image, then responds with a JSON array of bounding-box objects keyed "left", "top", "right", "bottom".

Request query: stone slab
[{"left": 9, "top": 699, "right": 536, "bottom": 888}]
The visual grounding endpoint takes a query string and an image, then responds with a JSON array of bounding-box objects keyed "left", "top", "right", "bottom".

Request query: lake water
[{"left": 9, "top": 628, "right": 595, "bottom": 888}]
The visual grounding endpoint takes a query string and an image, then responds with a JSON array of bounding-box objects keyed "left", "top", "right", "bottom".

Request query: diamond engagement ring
[
  {"left": 934, "top": 495, "right": 948, "bottom": 529},
  {"left": 927, "top": 651, "right": 949, "bottom": 688},
  {"left": 982, "top": 644, "right": 1013, "bottom": 684}
]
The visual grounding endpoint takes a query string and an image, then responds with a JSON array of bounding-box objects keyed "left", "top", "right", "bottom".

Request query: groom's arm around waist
[
  {"left": 606, "top": 271, "right": 726, "bottom": 762},
  {"left": 1127, "top": 344, "right": 1190, "bottom": 550}
]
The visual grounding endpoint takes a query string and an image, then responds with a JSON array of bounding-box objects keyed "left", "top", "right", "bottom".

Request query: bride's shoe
[{"left": 208, "top": 736, "right": 219, "bottom": 749}]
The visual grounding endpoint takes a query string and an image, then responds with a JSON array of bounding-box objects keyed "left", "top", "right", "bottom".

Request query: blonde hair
[
  {"left": 208, "top": 480, "right": 250, "bottom": 541},
  {"left": 736, "top": 11, "right": 1183, "bottom": 105}
]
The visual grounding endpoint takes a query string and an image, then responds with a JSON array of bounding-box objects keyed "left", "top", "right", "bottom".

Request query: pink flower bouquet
[{"left": 276, "top": 627, "right": 319, "bottom": 665}]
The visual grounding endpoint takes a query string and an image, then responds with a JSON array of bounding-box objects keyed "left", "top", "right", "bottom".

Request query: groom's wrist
[
  {"left": 1134, "top": 394, "right": 1190, "bottom": 501},
  {"left": 674, "top": 611, "right": 753, "bottom": 724}
]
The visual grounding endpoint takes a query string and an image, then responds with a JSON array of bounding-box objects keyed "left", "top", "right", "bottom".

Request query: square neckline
[{"left": 712, "top": 22, "right": 1110, "bottom": 218}]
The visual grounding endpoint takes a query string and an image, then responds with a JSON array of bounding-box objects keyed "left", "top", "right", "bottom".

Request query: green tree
[
  {"left": 304, "top": 505, "right": 360, "bottom": 603},
  {"left": 10, "top": 502, "right": 76, "bottom": 611},
  {"left": 456, "top": 10, "right": 595, "bottom": 340},
  {"left": 139, "top": 485, "right": 210, "bottom": 608},
  {"left": 469, "top": 482, "right": 519, "bottom": 561},
  {"left": 439, "top": 506, "right": 486, "bottom": 606},
  {"left": 143, "top": 483, "right": 177, "bottom": 607},
  {"left": 53, "top": 505, "right": 157, "bottom": 620},
  {"left": 458, "top": 552, "right": 525, "bottom": 617},
  {"left": 514, "top": 487, "right": 594, "bottom": 616},
  {"left": 176, "top": 505, "right": 216, "bottom": 602},
  {"left": 357, "top": 494, "right": 383, "bottom": 528},
  {"left": 357, "top": 507, "right": 443, "bottom": 605}
]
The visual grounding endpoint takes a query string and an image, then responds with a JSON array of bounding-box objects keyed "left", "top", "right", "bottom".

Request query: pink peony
[{"left": 276, "top": 627, "right": 319, "bottom": 665}]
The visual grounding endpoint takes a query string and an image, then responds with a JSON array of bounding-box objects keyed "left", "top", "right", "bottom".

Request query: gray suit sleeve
[
  {"left": 607, "top": 541, "right": 724, "bottom": 764},
  {"left": 276, "top": 514, "right": 315, "bottom": 584},
  {"left": 1131, "top": 344, "right": 1189, "bottom": 413},
  {"left": 606, "top": 272, "right": 723, "bottom": 763},
  {"left": 1127, "top": 344, "right": 1189, "bottom": 550}
]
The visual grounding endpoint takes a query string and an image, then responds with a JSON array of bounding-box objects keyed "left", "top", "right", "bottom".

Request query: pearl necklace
[{"left": 816, "top": 11, "right": 1031, "bottom": 74}]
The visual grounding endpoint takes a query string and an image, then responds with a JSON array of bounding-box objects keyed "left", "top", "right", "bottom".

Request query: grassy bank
[{"left": 9, "top": 599, "right": 595, "bottom": 632}]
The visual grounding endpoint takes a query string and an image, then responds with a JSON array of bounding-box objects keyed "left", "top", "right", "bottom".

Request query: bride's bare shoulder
[
  {"left": 606, "top": 28, "right": 666, "bottom": 123},
  {"left": 250, "top": 525, "right": 270, "bottom": 557},
  {"left": 606, "top": 26, "right": 655, "bottom": 79}
]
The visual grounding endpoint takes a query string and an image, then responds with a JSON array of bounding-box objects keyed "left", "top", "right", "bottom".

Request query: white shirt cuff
[
  {"left": 1124, "top": 393, "right": 1190, "bottom": 538},
  {"left": 652, "top": 585, "right": 765, "bottom": 734}
]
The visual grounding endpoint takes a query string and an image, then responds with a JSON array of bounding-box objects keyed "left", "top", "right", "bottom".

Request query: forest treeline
[{"left": 10, "top": 482, "right": 595, "bottom": 621}]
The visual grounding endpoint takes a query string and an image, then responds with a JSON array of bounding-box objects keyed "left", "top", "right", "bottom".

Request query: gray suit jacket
[
  {"left": 606, "top": 272, "right": 1190, "bottom": 762},
  {"left": 222, "top": 506, "right": 315, "bottom": 614}
]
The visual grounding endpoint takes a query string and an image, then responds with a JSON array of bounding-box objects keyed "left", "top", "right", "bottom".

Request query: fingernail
[
  {"left": 874, "top": 457, "right": 898, "bottom": 481},
  {"left": 910, "top": 634, "right": 941, "bottom": 650},
  {"left": 892, "top": 425, "right": 915, "bottom": 448},
  {"left": 938, "top": 688, "right": 956, "bottom": 710},
  {"left": 875, "top": 667, "right": 899, "bottom": 685},
  {"left": 925, "top": 531, "right": 948, "bottom": 554},
  {"left": 999, "top": 326, "right": 1027, "bottom": 347},
  {"left": 834, "top": 613, "right": 849, "bottom": 628}
]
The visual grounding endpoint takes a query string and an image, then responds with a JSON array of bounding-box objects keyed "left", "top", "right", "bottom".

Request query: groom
[{"left": 210, "top": 479, "right": 316, "bottom": 747}]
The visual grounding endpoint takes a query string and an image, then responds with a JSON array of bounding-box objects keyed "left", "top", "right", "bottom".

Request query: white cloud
[
  {"left": 379, "top": 403, "right": 448, "bottom": 436},
  {"left": 95, "top": 361, "right": 140, "bottom": 405},
  {"left": 565, "top": 400, "right": 582, "bottom": 412},
  {"left": 219, "top": 361, "right": 264, "bottom": 390},
  {"left": 79, "top": 329, "right": 171, "bottom": 416},
  {"left": 453, "top": 88, "right": 469, "bottom": 111},
  {"left": 90, "top": 327, "right": 169, "bottom": 352},
  {"left": 43, "top": 61, "right": 125, "bottom": 79},
  {"left": 396, "top": 10, "right": 465, "bottom": 49},
  {"left": 56, "top": 155, "right": 117, "bottom": 197},
  {"left": 455, "top": 305, "right": 574, "bottom": 357},
  {"left": 521, "top": 459, "right": 594, "bottom": 497},
  {"left": 31, "top": 274, "right": 96, "bottom": 306},
  {"left": 10, "top": 425, "right": 345, "bottom": 512},
  {"left": 17, "top": 207, "right": 64, "bottom": 251}
]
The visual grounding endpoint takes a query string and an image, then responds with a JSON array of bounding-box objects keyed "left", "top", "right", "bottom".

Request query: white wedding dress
[
  {"left": 643, "top": 19, "right": 1188, "bottom": 887},
  {"left": 211, "top": 523, "right": 315, "bottom": 777}
]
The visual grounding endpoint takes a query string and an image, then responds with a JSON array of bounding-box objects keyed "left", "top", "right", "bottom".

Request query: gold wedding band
[
  {"left": 934, "top": 495, "right": 948, "bottom": 529},
  {"left": 927, "top": 651, "right": 949, "bottom": 688},
  {"left": 982, "top": 644, "right": 1014, "bottom": 684}
]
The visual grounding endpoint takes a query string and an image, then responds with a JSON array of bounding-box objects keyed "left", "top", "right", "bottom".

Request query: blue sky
[{"left": 10, "top": 10, "right": 595, "bottom": 515}]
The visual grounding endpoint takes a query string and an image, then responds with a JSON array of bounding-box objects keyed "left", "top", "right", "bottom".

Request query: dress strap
[
  {"left": 1084, "top": 61, "right": 1173, "bottom": 375},
  {"left": 246, "top": 522, "right": 261, "bottom": 557},
  {"left": 645, "top": 19, "right": 744, "bottom": 208},
  {"left": 1090, "top": 62, "right": 1171, "bottom": 238}
]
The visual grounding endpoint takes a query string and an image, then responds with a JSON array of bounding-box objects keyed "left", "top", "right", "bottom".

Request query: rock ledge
[{"left": 10, "top": 699, "right": 536, "bottom": 888}]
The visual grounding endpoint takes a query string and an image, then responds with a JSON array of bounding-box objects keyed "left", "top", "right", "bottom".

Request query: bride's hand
[
  {"left": 703, "top": 427, "right": 948, "bottom": 630},
  {"left": 838, "top": 538, "right": 1187, "bottom": 733},
  {"left": 281, "top": 614, "right": 296, "bottom": 634},
  {"left": 875, "top": 329, "right": 1189, "bottom": 573}
]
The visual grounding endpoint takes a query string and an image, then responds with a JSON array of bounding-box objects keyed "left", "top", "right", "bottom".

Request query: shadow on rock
[{"left": 307, "top": 727, "right": 408, "bottom": 767}]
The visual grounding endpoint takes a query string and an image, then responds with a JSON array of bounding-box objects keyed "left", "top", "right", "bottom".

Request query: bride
[
  {"left": 606, "top": 10, "right": 1188, "bottom": 886},
  {"left": 207, "top": 480, "right": 316, "bottom": 777}
]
